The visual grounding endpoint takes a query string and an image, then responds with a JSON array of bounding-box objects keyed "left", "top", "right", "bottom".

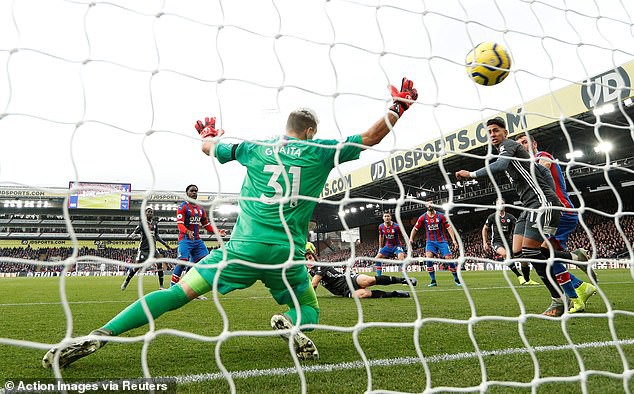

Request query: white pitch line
[
  {"left": 0, "top": 300, "right": 133, "bottom": 307},
  {"left": 167, "top": 339, "right": 634, "bottom": 384},
  {"left": 1, "top": 281, "right": 632, "bottom": 307}
]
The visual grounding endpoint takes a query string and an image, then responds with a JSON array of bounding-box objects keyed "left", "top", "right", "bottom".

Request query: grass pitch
[
  {"left": 1, "top": 270, "right": 633, "bottom": 393},
  {"left": 75, "top": 192, "right": 123, "bottom": 210}
]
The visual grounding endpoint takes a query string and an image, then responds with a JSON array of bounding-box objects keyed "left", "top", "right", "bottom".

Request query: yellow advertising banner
[
  {"left": 0, "top": 239, "right": 219, "bottom": 249},
  {"left": 0, "top": 188, "right": 225, "bottom": 202}
]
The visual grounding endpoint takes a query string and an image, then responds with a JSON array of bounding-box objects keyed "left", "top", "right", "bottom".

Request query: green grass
[
  {"left": 76, "top": 193, "right": 123, "bottom": 210},
  {"left": 1, "top": 270, "right": 633, "bottom": 393}
]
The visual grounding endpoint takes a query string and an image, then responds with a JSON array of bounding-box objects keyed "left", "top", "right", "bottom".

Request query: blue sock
[
  {"left": 375, "top": 262, "right": 382, "bottom": 277},
  {"left": 569, "top": 272, "right": 583, "bottom": 288},
  {"left": 170, "top": 263, "right": 187, "bottom": 287},
  {"left": 448, "top": 262, "right": 459, "bottom": 282},
  {"left": 426, "top": 261, "right": 436, "bottom": 282},
  {"left": 553, "top": 263, "right": 578, "bottom": 299},
  {"left": 554, "top": 259, "right": 583, "bottom": 288}
]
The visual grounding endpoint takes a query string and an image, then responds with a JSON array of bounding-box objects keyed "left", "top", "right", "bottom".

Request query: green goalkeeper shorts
[{"left": 180, "top": 240, "right": 311, "bottom": 306}]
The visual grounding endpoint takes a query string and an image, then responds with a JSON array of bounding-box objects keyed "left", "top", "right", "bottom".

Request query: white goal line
[{"left": 158, "top": 338, "right": 634, "bottom": 385}]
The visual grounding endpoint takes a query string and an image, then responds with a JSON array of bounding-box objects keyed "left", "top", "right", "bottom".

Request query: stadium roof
[
  {"left": 2, "top": 61, "right": 633, "bottom": 234},
  {"left": 313, "top": 60, "right": 634, "bottom": 232}
]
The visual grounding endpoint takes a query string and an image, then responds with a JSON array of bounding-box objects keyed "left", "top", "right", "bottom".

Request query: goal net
[{"left": 1, "top": 0, "right": 633, "bottom": 393}]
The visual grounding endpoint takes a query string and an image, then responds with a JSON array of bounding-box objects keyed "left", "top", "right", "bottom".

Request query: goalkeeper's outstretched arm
[
  {"left": 197, "top": 77, "right": 418, "bottom": 153},
  {"left": 361, "top": 77, "right": 417, "bottom": 147},
  {"left": 194, "top": 116, "right": 224, "bottom": 156}
]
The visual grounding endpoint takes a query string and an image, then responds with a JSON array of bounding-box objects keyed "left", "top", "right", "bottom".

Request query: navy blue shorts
[
  {"left": 551, "top": 212, "right": 579, "bottom": 250},
  {"left": 425, "top": 241, "right": 451, "bottom": 257},
  {"left": 379, "top": 245, "right": 404, "bottom": 257},
  {"left": 177, "top": 238, "right": 209, "bottom": 263}
]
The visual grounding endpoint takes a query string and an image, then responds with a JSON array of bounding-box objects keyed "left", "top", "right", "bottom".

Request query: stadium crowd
[
  {"left": 312, "top": 211, "right": 633, "bottom": 263},
  {"left": 0, "top": 246, "right": 178, "bottom": 273},
  {"left": 0, "top": 212, "right": 632, "bottom": 272}
]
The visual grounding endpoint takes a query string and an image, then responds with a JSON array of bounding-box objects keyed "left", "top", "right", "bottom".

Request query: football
[{"left": 465, "top": 42, "right": 512, "bottom": 86}]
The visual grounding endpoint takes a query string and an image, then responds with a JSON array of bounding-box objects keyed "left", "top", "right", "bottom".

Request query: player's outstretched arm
[
  {"left": 128, "top": 225, "right": 141, "bottom": 239},
  {"left": 409, "top": 227, "right": 418, "bottom": 244},
  {"left": 447, "top": 226, "right": 458, "bottom": 246},
  {"left": 195, "top": 116, "right": 225, "bottom": 156},
  {"left": 360, "top": 77, "right": 417, "bottom": 147},
  {"left": 311, "top": 274, "right": 321, "bottom": 290},
  {"left": 456, "top": 157, "right": 511, "bottom": 180},
  {"left": 158, "top": 238, "right": 171, "bottom": 249},
  {"left": 481, "top": 224, "right": 490, "bottom": 251},
  {"left": 200, "top": 212, "right": 226, "bottom": 237},
  {"left": 306, "top": 254, "right": 321, "bottom": 290}
]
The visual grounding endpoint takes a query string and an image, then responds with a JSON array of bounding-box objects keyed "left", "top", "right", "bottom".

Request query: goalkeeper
[
  {"left": 43, "top": 77, "right": 418, "bottom": 367},
  {"left": 306, "top": 242, "right": 414, "bottom": 299}
]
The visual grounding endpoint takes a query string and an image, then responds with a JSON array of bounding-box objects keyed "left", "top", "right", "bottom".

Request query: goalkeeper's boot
[
  {"left": 42, "top": 328, "right": 111, "bottom": 369},
  {"left": 542, "top": 299, "right": 565, "bottom": 317},
  {"left": 517, "top": 276, "right": 527, "bottom": 285},
  {"left": 405, "top": 277, "right": 418, "bottom": 286},
  {"left": 577, "top": 282, "right": 597, "bottom": 305},
  {"left": 120, "top": 280, "right": 128, "bottom": 291},
  {"left": 271, "top": 314, "right": 319, "bottom": 361},
  {"left": 569, "top": 297, "right": 586, "bottom": 314},
  {"left": 428, "top": 281, "right": 437, "bottom": 288},
  {"left": 526, "top": 279, "right": 541, "bottom": 286}
]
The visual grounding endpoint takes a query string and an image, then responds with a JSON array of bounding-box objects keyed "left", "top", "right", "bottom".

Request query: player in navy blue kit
[
  {"left": 171, "top": 184, "right": 225, "bottom": 289},
  {"left": 456, "top": 117, "right": 589, "bottom": 315},
  {"left": 410, "top": 202, "right": 460, "bottom": 287},
  {"left": 482, "top": 198, "right": 540, "bottom": 285},
  {"left": 121, "top": 207, "right": 173, "bottom": 290},
  {"left": 373, "top": 212, "right": 406, "bottom": 277}
]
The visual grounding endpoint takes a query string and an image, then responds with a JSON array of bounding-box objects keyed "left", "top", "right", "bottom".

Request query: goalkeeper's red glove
[
  {"left": 389, "top": 77, "right": 418, "bottom": 118},
  {"left": 195, "top": 116, "right": 224, "bottom": 139}
]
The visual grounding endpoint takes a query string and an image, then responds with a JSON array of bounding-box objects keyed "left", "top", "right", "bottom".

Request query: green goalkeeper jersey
[{"left": 215, "top": 134, "right": 362, "bottom": 253}]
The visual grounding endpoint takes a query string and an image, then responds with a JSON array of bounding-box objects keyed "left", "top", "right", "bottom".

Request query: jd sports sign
[{"left": 581, "top": 66, "right": 631, "bottom": 109}]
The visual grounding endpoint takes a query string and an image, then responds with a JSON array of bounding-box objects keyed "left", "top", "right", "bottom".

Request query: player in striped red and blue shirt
[
  {"left": 171, "top": 184, "right": 225, "bottom": 288},
  {"left": 517, "top": 135, "right": 597, "bottom": 294},
  {"left": 373, "top": 212, "right": 406, "bottom": 277},
  {"left": 410, "top": 202, "right": 460, "bottom": 287}
]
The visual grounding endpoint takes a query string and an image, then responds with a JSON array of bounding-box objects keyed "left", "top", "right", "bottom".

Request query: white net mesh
[{"left": 1, "top": 0, "right": 633, "bottom": 393}]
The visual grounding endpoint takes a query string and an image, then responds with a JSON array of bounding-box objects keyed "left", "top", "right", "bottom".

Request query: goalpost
[{"left": 1, "top": 0, "right": 633, "bottom": 393}]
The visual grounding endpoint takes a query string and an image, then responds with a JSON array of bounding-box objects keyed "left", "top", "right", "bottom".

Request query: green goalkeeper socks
[
  {"left": 284, "top": 286, "right": 320, "bottom": 329},
  {"left": 103, "top": 285, "right": 190, "bottom": 335}
]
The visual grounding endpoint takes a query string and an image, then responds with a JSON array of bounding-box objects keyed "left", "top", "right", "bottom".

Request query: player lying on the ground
[
  {"left": 306, "top": 242, "right": 415, "bottom": 298},
  {"left": 41, "top": 76, "right": 418, "bottom": 368}
]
